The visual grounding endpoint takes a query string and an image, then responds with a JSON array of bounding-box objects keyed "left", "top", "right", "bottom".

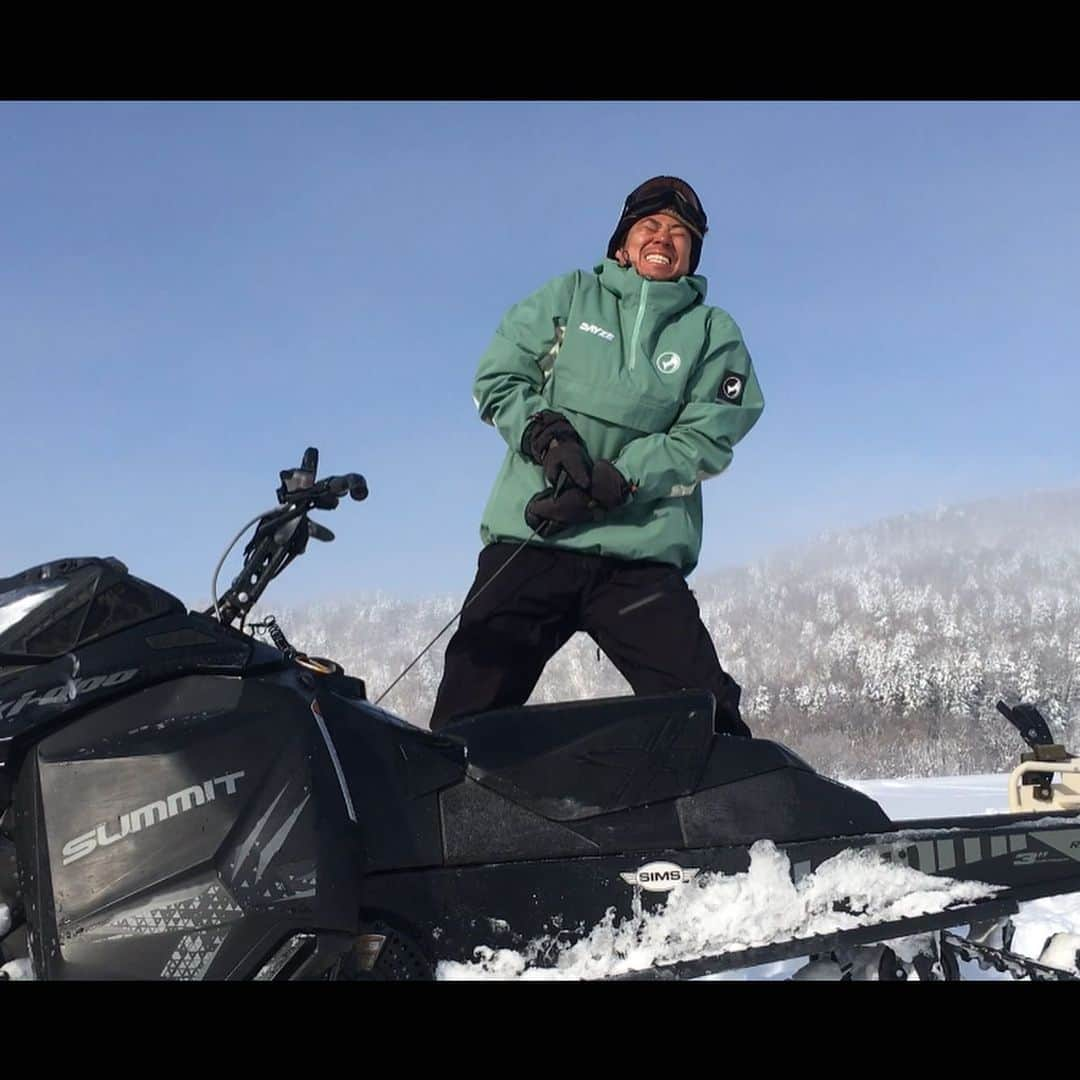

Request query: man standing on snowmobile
[{"left": 430, "top": 176, "right": 764, "bottom": 736}]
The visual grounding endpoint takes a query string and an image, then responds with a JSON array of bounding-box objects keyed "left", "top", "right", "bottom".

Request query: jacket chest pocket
[
  {"left": 550, "top": 366, "right": 685, "bottom": 434},
  {"left": 551, "top": 286, "right": 699, "bottom": 433}
]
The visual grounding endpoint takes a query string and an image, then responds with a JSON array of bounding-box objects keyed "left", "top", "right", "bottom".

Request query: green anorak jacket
[{"left": 473, "top": 259, "right": 764, "bottom": 575}]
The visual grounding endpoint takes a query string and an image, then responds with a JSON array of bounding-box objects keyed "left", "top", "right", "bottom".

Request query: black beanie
[{"left": 606, "top": 176, "right": 709, "bottom": 274}]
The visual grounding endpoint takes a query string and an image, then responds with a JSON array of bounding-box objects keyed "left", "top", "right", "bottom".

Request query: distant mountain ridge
[{"left": 267, "top": 487, "right": 1080, "bottom": 778}]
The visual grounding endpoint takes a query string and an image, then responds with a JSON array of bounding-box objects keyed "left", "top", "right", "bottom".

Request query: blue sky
[{"left": 3, "top": 101, "right": 1078, "bottom": 607}]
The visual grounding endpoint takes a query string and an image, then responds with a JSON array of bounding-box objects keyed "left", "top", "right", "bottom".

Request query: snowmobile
[{"left": 2, "top": 448, "right": 1079, "bottom": 982}]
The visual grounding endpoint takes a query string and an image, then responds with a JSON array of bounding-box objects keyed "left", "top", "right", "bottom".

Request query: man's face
[{"left": 617, "top": 212, "right": 694, "bottom": 280}]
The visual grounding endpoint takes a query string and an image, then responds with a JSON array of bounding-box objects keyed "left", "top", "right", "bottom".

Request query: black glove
[
  {"left": 524, "top": 485, "right": 601, "bottom": 536},
  {"left": 522, "top": 410, "right": 592, "bottom": 489},
  {"left": 589, "top": 460, "right": 632, "bottom": 509}
]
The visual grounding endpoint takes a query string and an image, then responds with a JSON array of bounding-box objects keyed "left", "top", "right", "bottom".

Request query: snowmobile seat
[
  {"left": 439, "top": 690, "right": 725, "bottom": 820},
  {"left": 437, "top": 691, "right": 894, "bottom": 838}
]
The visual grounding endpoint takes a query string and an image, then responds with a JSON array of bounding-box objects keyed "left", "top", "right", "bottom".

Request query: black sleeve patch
[{"left": 717, "top": 371, "right": 746, "bottom": 405}]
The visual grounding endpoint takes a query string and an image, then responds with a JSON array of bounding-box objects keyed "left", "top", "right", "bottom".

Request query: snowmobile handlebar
[
  {"left": 278, "top": 470, "right": 368, "bottom": 509},
  {"left": 276, "top": 446, "right": 367, "bottom": 509},
  {"left": 207, "top": 448, "right": 367, "bottom": 627}
]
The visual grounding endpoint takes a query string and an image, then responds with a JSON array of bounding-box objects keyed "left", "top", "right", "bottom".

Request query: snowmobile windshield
[
  {"left": 0, "top": 558, "right": 185, "bottom": 662},
  {"left": 0, "top": 580, "right": 70, "bottom": 643}
]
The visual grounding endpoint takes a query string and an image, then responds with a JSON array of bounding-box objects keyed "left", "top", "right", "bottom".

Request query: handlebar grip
[
  {"left": 324, "top": 474, "right": 367, "bottom": 499},
  {"left": 345, "top": 473, "right": 368, "bottom": 501},
  {"left": 279, "top": 471, "right": 367, "bottom": 507}
]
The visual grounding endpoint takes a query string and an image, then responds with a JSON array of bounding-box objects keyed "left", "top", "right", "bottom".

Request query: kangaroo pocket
[{"left": 550, "top": 371, "right": 681, "bottom": 434}]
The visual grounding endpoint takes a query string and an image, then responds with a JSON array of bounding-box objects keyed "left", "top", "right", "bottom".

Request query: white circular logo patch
[
  {"left": 721, "top": 374, "right": 744, "bottom": 401},
  {"left": 655, "top": 352, "right": 681, "bottom": 375}
]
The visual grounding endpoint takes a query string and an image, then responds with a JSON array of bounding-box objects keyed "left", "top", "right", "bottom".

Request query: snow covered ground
[{"left": 436, "top": 772, "right": 1080, "bottom": 982}]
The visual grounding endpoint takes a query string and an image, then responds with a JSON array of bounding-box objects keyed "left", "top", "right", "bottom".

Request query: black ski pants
[{"left": 430, "top": 543, "right": 749, "bottom": 736}]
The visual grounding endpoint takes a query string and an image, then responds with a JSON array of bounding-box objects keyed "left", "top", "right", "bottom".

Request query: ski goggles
[{"left": 620, "top": 184, "right": 708, "bottom": 239}]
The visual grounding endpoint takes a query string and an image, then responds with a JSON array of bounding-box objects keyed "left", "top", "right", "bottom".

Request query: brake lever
[{"left": 277, "top": 447, "right": 320, "bottom": 503}]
